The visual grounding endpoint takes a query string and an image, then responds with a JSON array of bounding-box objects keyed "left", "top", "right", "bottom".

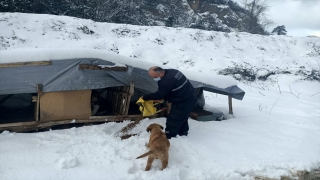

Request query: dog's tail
[{"left": 136, "top": 151, "right": 153, "bottom": 159}]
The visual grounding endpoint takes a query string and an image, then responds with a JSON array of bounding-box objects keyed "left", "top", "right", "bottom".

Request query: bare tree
[
  {"left": 165, "top": 0, "right": 188, "bottom": 27},
  {"left": 242, "top": 0, "right": 273, "bottom": 34}
]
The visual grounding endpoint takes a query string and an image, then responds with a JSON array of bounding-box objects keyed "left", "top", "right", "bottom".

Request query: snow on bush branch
[{"left": 219, "top": 61, "right": 320, "bottom": 82}]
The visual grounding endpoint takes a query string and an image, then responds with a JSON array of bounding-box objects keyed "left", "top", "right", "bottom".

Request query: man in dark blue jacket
[{"left": 142, "top": 66, "right": 197, "bottom": 139}]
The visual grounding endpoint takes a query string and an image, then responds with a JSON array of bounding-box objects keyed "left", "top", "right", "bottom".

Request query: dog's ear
[
  {"left": 160, "top": 125, "right": 164, "bottom": 130},
  {"left": 146, "top": 127, "right": 151, "bottom": 132}
]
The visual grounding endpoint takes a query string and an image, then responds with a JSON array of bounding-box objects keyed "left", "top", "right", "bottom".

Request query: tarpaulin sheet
[{"left": 0, "top": 58, "right": 245, "bottom": 101}]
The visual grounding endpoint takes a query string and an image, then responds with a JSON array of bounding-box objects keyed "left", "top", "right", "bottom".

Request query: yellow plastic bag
[{"left": 136, "top": 98, "right": 165, "bottom": 117}]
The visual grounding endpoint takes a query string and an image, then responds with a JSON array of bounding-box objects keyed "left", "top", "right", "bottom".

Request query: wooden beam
[
  {"left": 228, "top": 95, "right": 233, "bottom": 114},
  {"left": 0, "top": 114, "right": 160, "bottom": 132},
  {"left": 0, "top": 121, "right": 37, "bottom": 128},
  {"left": 120, "top": 134, "right": 138, "bottom": 140},
  {"left": 0, "top": 115, "right": 149, "bottom": 128},
  {"left": 0, "top": 61, "right": 52, "bottom": 68},
  {"left": 117, "top": 114, "right": 159, "bottom": 135},
  {"left": 89, "top": 114, "right": 143, "bottom": 120},
  {"left": 78, "top": 64, "right": 127, "bottom": 71}
]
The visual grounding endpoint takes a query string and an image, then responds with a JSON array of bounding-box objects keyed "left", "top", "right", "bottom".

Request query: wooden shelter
[{"left": 0, "top": 49, "right": 245, "bottom": 132}]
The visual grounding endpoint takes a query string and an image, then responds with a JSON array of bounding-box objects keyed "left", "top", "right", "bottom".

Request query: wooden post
[
  {"left": 124, "top": 82, "right": 134, "bottom": 115},
  {"left": 36, "top": 84, "right": 43, "bottom": 121},
  {"left": 228, "top": 95, "right": 233, "bottom": 114}
]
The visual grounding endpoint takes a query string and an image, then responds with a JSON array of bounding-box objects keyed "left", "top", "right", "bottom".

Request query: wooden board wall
[{"left": 40, "top": 90, "right": 91, "bottom": 121}]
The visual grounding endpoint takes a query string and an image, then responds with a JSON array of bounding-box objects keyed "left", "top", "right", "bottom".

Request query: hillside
[
  {"left": 0, "top": 0, "right": 266, "bottom": 34},
  {"left": 1, "top": 12, "right": 319, "bottom": 83},
  {"left": 0, "top": 13, "right": 320, "bottom": 180}
]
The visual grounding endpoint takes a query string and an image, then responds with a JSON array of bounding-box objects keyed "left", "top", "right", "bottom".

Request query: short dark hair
[{"left": 153, "top": 66, "right": 164, "bottom": 73}]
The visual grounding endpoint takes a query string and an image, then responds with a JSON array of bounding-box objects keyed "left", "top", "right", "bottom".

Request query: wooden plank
[
  {"left": 119, "top": 94, "right": 123, "bottom": 115},
  {"left": 121, "top": 134, "right": 138, "bottom": 140},
  {"left": 0, "top": 61, "right": 52, "bottom": 68},
  {"left": 0, "top": 124, "right": 39, "bottom": 132},
  {"left": 40, "top": 90, "right": 91, "bottom": 121},
  {"left": 0, "top": 115, "right": 155, "bottom": 132},
  {"left": 0, "top": 121, "right": 37, "bottom": 128},
  {"left": 37, "top": 117, "right": 139, "bottom": 128},
  {"left": 124, "top": 95, "right": 130, "bottom": 115},
  {"left": 36, "top": 95, "right": 40, "bottom": 121},
  {"left": 78, "top": 64, "right": 127, "bottom": 71},
  {"left": 89, "top": 115, "right": 143, "bottom": 120},
  {"left": 121, "top": 95, "right": 126, "bottom": 115},
  {"left": 122, "top": 95, "right": 127, "bottom": 115},
  {"left": 114, "top": 93, "right": 119, "bottom": 113},
  {"left": 124, "top": 82, "right": 134, "bottom": 115},
  {"left": 36, "top": 84, "right": 43, "bottom": 121},
  {"left": 119, "top": 95, "right": 125, "bottom": 115},
  {"left": 118, "top": 114, "right": 159, "bottom": 134},
  {"left": 105, "top": 83, "right": 134, "bottom": 116},
  {"left": 129, "top": 82, "right": 134, "bottom": 95},
  {"left": 118, "top": 94, "right": 123, "bottom": 115},
  {"left": 228, "top": 95, "right": 233, "bottom": 114},
  {"left": 190, "top": 108, "right": 214, "bottom": 120}
]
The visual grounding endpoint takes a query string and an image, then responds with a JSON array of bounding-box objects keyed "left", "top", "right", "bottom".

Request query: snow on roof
[{"left": 0, "top": 48, "right": 237, "bottom": 88}]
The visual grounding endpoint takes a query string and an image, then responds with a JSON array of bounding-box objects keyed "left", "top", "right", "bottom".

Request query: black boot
[{"left": 178, "top": 131, "right": 188, "bottom": 136}]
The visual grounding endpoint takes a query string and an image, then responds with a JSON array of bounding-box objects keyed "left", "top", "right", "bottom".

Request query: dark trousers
[{"left": 165, "top": 98, "right": 196, "bottom": 139}]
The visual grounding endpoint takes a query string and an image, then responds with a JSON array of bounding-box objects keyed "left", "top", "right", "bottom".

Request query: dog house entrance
[
  {"left": 91, "top": 82, "right": 139, "bottom": 117},
  {"left": 0, "top": 93, "right": 36, "bottom": 124}
]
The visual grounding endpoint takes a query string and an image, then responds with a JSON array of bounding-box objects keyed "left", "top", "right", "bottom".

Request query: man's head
[{"left": 148, "top": 66, "right": 164, "bottom": 81}]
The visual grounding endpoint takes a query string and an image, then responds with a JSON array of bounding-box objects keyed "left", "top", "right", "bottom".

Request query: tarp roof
[{"left": 0, "top": 49, "right": 245, "bottom": 100}]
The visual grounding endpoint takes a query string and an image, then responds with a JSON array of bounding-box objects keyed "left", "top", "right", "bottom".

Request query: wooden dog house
[{"left": 0, "top": 49, "right": 245, "bottom": 132}]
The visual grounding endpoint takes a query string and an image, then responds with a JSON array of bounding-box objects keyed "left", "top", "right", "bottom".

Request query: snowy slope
[
  {"left": 0, "top": 13, "right": 320, "bottom": 180},
  {"left": 0, "top": 13, "right": 319, "bottom": 78}
]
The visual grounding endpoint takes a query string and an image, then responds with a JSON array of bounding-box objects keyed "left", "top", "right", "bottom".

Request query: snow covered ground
[
  {"left": 1, "top": 82, "right": 319, "bottom": 180},
  {"left": 0, "top": 13, "right": 320, "bottom": 180}
]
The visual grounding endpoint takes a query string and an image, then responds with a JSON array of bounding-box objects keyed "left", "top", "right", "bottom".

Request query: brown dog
[{"left": 136, "top": 123, "right": 170, "bottom": 171}]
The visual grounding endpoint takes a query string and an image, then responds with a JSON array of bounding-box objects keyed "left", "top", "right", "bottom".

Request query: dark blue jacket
[{"left": 143, "top": 69, "right": 196, "bottom": 103}]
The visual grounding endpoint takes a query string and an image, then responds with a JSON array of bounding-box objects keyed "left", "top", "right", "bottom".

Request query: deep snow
[
  {"left": 0, "top": 13, "right": 320, "bottom": 180},
  {"left": 1, "top": 82, "right": 319, "bottom": 180}
]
